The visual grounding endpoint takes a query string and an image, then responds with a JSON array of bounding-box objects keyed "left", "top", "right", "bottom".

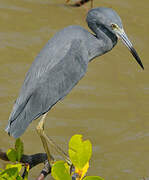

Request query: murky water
[{"left": 0, "top": 0, "right": 148, "bottom": 179}]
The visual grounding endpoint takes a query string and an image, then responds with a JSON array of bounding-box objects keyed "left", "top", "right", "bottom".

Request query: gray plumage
[{"left": 6, "top": 7, "right": 143, "bottom": 138}]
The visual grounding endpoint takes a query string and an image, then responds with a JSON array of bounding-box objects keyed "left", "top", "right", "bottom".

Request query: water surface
[{"left": 0, "top": 0, "right": 148, "bottom": 179}]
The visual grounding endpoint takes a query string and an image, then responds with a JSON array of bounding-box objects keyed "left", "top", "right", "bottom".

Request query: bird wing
[{"left": 6, "top": 39, "right": 89, "bottom": 138}]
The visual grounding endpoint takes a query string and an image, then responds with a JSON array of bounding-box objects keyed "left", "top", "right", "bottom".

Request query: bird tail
[
  {"left": 5, "top": 96, "right": 34, "bottom": 138},
  {"left": 5, "top": 112, "right": 31, "bottom": 139}
]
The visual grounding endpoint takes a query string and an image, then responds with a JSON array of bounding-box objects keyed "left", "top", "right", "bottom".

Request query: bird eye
[{"left": 111, "top": 23, "right": 117, "bottom": 29}]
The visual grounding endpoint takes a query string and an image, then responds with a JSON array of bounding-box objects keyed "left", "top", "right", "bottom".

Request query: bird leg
[
  {"left": 36, "top": 113, "right": 71, "bottom": 165},
  {"left": 36, "top": 113, "right": 54, "bottom": 164}
]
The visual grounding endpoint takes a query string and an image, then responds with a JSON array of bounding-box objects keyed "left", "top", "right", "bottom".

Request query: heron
[{"left": 6, "top": 7, "right": 144, "bottom": 164}]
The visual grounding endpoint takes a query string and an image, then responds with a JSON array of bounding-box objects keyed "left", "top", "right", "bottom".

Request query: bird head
[{"left": 87, "top": 7, "right": 144, "bottom": 69}]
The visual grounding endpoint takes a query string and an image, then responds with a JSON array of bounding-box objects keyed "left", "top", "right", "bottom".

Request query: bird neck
[
  {"left": 96, "top": 24, "right": 117, "bottom": 46},
  {"left": 87, "top": 22, "right": 118, "bottom": 61}
]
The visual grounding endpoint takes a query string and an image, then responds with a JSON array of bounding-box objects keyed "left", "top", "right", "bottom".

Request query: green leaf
[
  {"left": 6, "top": 164, "right": 22, "bottom": 172},
  {"left": 0, "top": 168, "right": 4, "bottom": 172},
  {"left": 51, "top": 161, "right": 71, "bottom": 180},
  {"left": 0, "top": 167, "right": 19, "bottom": 179},
  {"left": 6, "top": 148, "right": 17, "bottom": 162},
  {"left": 16, "top": 175, "right": 24, "bottom": 180},
  {"left": 0, "top": 164, "right": 23, "bottom": 180},
  {"left": 83, "top": 176, "right": 104, "bottom": 180},
  {"left": 69, "top": 134, "right": 92, "bottom": 169},
  {"left": 15, "top": 138, "right": 24, "bottom": 162}
]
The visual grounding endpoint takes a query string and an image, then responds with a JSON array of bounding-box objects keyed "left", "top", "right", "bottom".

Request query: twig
[
  {"left": 0, "top": 149, "right": 51, "bottom": 179},
  {"left": 21, "top": 153, "right": 48, "bottom": 169},
  {"left": 36, "top": 160, "right": 51, "bottom": 180},
  {"left": 0, "top": 149, "right": 9, "bottom": 161},
  {"left": 0, "top": 149, "right": 48, "bottom": 168}
]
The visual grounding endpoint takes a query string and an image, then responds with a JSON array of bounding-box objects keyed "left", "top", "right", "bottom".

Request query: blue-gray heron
[{"left": 6, "top": 7, "right": 144, "bottom": 163}]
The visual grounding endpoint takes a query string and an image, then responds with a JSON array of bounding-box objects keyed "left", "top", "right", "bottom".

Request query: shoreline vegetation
[{"left": 0, "top": 135, "right": 104, "bottom": 180}]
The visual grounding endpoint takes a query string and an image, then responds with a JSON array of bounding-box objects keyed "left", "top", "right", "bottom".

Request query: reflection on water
[{"left": 0, "top": 0, "right": 148, "bottom": 179}]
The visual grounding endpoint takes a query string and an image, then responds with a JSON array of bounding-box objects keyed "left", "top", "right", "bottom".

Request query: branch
[
  {"left": 0, "top": 149, "right": 47, "bottom": 169},
  {"left": 0, "top": 149, "right": 76, "bottom": 180},
  {"left": 0, "top": 149, "right": 51, "bottom": 179}
]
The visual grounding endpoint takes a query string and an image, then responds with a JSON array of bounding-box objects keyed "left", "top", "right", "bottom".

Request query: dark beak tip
[
  {"left": 139, "top": 62, "right": 144, "bottom": 70},
  {"left": 139, "top": 60, "right": 144, "bottom": 70},
  {"left": 130, "top": 47, "right": 144, "bottom": 70},
  {"left": 119, "top": 31, "right": 144, "bottom": 71}
]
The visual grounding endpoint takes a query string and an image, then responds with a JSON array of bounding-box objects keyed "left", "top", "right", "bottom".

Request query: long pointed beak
[{"left": 116, "top": 28, "right": 144, "bottom": 70}]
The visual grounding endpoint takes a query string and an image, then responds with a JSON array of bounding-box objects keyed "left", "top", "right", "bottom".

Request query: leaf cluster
[
  {"left": 0, "top": 135, "right": 104, "bottom": 180},
  {"left": 0, "top": 138, "right": 29, "bottom": 180},
  {"left": 51, "top": 134, "right": 104, "bottom": 180}
]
